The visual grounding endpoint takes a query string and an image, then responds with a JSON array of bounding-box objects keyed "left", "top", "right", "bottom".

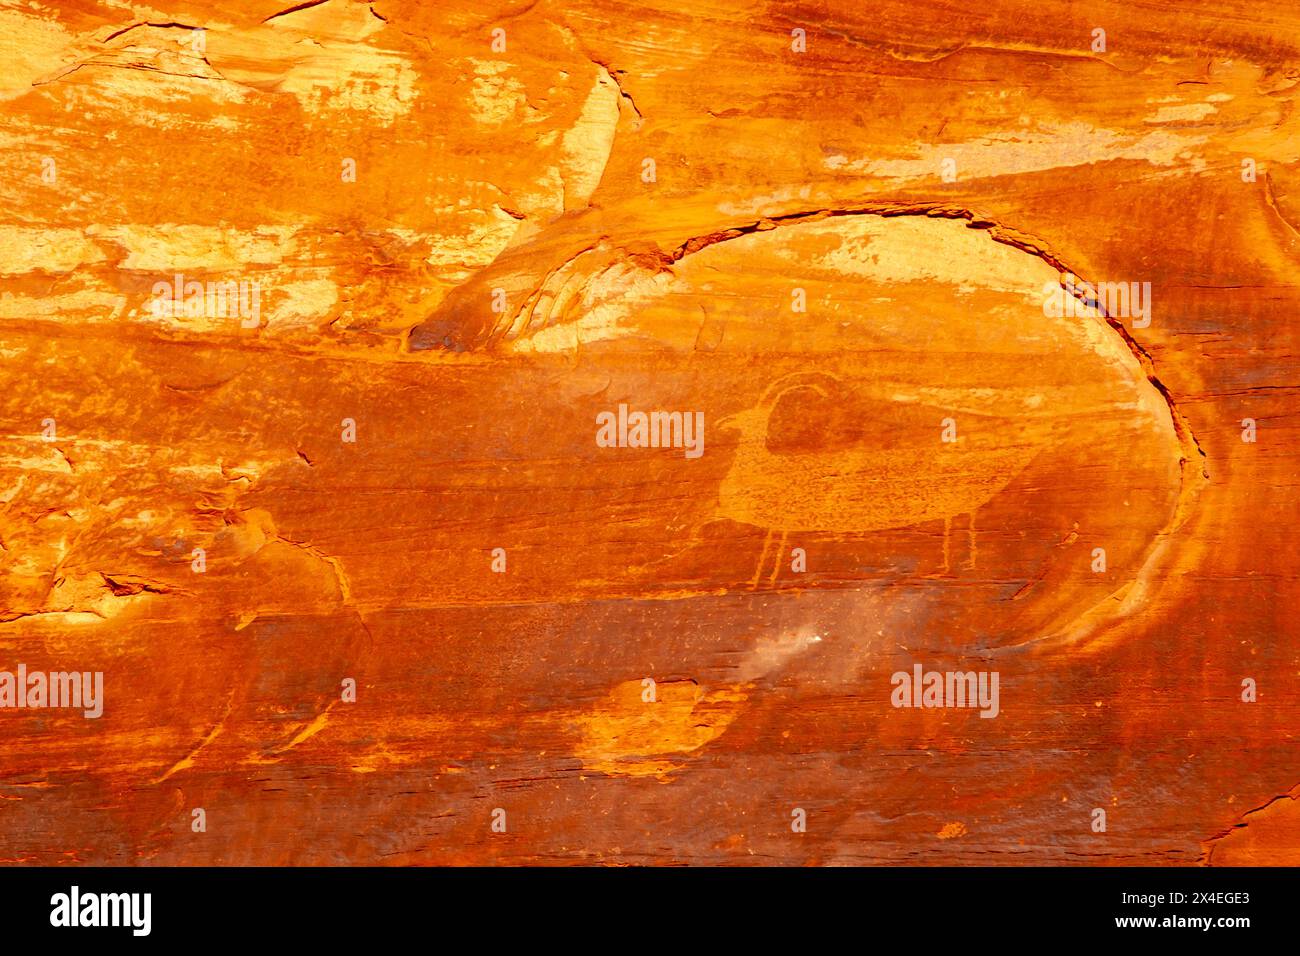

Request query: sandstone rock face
[{"left": 0, "top": 0, "right": 1296, "bottom": 865}]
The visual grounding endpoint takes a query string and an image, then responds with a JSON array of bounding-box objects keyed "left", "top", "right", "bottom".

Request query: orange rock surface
[{"left": 1, "top": 0, "right": 1298, "bottom": 865}]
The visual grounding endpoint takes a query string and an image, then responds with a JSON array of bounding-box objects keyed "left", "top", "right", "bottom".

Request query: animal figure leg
[
  {"left": 768, "top": 531, "right": 789, "bottom": 587},
  {"left": 965, "top": 511, "right": 978, "bottom": 571}
]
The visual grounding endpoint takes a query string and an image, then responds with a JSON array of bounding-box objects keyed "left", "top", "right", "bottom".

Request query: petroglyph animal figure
[{"left": 714, "top": 371, "right": 1042, "bottom": 588}]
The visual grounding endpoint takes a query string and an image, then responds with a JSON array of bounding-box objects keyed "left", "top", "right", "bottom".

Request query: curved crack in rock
[
  {"left": 1201, "top": 782, "right": 1300, "bottom": 865},
  {"left": 692, "top": 206, "right": 1206, "bottom": 651},
  {"left": 262, "top": 0, "right": 336, "bottom": 25}
]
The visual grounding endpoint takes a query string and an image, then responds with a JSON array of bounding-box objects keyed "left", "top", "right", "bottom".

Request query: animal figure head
[{"left": 716, "top": 370, "right": 842, "bottom": 438}]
